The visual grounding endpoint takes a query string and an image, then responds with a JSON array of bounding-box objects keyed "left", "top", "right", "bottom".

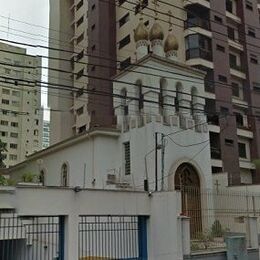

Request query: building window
[
  {"left": 250, "top": 54, "right": 258, "bottom": 64},
  {"left": 77, "top": 33, "right": 84, "bottom": 44},
  {"left": 119, "top": 13, "right": 130, "bottom": 27},
  {"left": 12, "top": 90, "right": 20, "bottom": 97},
  {"left": 120, "top": 57, "right": 131, "bottom": 70},
  {"left": 144, "top": 20, "right": 149, "bottom": 26},
  {"left": 216, "top": 44, "right": 225, "bottom": 52},
  {"left": 10, "top": 132, "right": 18, "bottom": 138},
  {"left": 238, "top": 143, "right": 247, "bottom": 158},
  {"left": 91, "top": 24, "right": 95, "bottom": 31},
  {"left": 246, "top": 1, "right": 253, "bottom": 11},
  {"left": 185, "top": 34, "right": 212, "bottom": 61},
  {"left": 76, "top": 68, "right": 84, "bottom": 80},
  {"left": 227, "top": 26, "right": 235, "bottom": 40},
  {"left": 253, "top": 82, "right": 260, "bottom": 92},
  {"left": 225, "top": 139, "right": 234, "bottom": 146},
  {"left": 119, "top": 0, "right": 126, "bottom": 5},
  {"left": 76, "top": 106, "right": 84, "bottom": 115},
  {"left": 220, "top": 106, "right": 229, "bottom": 116},
  {"left": 2, "top": 89, "right": 10, "bottom": 95},
  {"left": 235, "top": 112, "right": 244, "bottom": 127},
  {"left": 218, "top": 75, "right": 227, "bottom": 82},
  {"left": 61, "top": 163, "right": 69, "bottom": 187},
  {"left": 10, "top": 143, "right": 18, "bottom": 149},
  {"left": 76, "top": 16, "right": 84, "bottom": 27},
  {"left": 11, "top": 122, "right": 18, "bottom": 127},
  {"left": 91, "top": 4, "right": 96, "bottom": 10},
  {"left": 248, "top": 27, "right": 256, "bottom": 37},
  {"left": 76, "top": 0, "right": 83, "bottom": 11},
  {"left": 119, "top": 35, "right": 131, "bottom": 49},
  {"left": 1, "top": 131, "right": 7, "bottom": 137},
  {"left": 9, "top": 154, "right": 17, "bottom": 161},
  {"left": 214, "top": 15, "right": 223, "bottom": 23},
  {"left": 34, "top": 130, "right": 39, "bottom": 136},
  {"left": 2, "top": 99, "right": 9, "bottom": 105},
  {"left": 232, "top": 82, "right": 240, "bottom": 97},
  {"left": 1, "top": 120, "right": 8, "bottom": 126},
  {"left": 226, "top": 0, "right": 233, "bottom": 13},
  {"left": 124, "top": 142, "right": 131, "bottom": 175}
]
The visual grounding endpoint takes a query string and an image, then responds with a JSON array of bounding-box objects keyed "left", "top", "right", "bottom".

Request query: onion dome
[
  {"left": 149, "top": 21, "right": 164, "bottom": 41},
  {"left": 134, "top": 18, "right": 149, "bottom": 42},
  {"left": 164, "top": 30, "right": 179, "bottom": 52}
]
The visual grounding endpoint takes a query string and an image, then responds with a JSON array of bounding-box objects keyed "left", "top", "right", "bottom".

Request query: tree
[{"left": 0, "top": 139, "right": 7, "bottom": 168}]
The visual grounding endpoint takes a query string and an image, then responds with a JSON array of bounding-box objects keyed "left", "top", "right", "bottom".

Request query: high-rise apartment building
[
  {"left": 0, "top": 42, "right": 43, "bottom": 167},
  {"left": 48, "top": 0, "right": 260, "bottom": 185}
]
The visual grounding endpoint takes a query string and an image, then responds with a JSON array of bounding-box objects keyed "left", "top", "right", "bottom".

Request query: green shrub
[{"left": 22, "top": 173, "right": 38, "bottom": 183}]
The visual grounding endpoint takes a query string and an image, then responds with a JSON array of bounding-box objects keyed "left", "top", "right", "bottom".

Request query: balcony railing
[
  {"left": 186, "top": 48, "right": 212, "bottom": 61},
  {"left": 230, "top": 62, "right": 244, "bottom": 72},
  {"left": 184, "top": 17, "right": 210, "bottom": 30}
]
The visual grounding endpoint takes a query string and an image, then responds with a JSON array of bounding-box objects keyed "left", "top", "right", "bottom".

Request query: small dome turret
[
  {"left": 149, "top": 21, "right": 164, "bottom": 41},
  {"left": 134, "top": 18, "right": 149, "bottom": 42},
  {"left": 164, "top": 29, "right": 179, "bottom": 53}
]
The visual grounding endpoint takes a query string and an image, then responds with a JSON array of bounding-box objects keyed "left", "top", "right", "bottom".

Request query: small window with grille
[{"left": 124, "top": 142, "right": 131, "bottom": 175}]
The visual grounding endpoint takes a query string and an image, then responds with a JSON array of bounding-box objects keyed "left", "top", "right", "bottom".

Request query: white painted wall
[{"left": 0, "top": 187, "right": 184, "bottom": 260}]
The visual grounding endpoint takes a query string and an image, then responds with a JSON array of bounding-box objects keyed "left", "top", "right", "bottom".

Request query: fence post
[
  {"left": 59, "top": 216, "right": 65, "bottom": 260},
  {"left": 64, "top": 213, "right": 78, "bottom": 260},
  {"left": 226, "top": 236, "right": 248, "bottom": 260},
  {"left": 245, "top": 216, "right": 258, "bottom": 249},
  {"left": 178, "top": 216, "right": 191, "bottom": 257},
  {"left": 138, "top": 216, "right": 148, "bottom": 260}
]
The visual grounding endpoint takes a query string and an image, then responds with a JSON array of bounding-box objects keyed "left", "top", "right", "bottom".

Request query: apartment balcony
[
  {"left": 230, "top": 63, "right": 246, "bottom": 79},
  {"left": 237, "top": 128, "right": 253, "bottom": 139},
  {"left": 228, "top": 39, "right": 244, "bottom": 51},
  {"left": 186, "top": 48, "right": 213, "bottom": 68},
  {"left": 184, "top": 17, "right": 210, "bottom": 31},
  {"left": 183, "top": 0, "right": 210, "bottom": 9},
  {"left": 226, "top": 11, "right": 241, "bottom": 24},
  {"left": 239, "top": 159, "right": 255, "bottom": 170}
]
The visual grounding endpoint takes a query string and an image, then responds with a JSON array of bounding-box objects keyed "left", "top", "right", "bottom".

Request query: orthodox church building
[{"left": 6, "top": 15, "right": 212, "bottom": 196}]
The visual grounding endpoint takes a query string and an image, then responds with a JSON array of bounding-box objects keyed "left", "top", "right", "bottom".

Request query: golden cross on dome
[
  {"left": 152, "top": 0, "right": 159, "bottom": 19},
  {"left": 168, "top": 10, "right": 173, "bottom": 31},
  {"left": 139, "top": 0, "right": 144, "bottom": 18}
]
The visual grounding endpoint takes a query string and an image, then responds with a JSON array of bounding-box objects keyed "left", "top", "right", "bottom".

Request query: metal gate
[
  {"left": 78, "top": 215, "right": 148, "bottom": 259},
  {"left": 0, "top": 213, "right": 64, "bottom": 260}
]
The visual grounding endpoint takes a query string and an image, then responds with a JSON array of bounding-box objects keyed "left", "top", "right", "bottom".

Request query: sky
[{"left": 0, "top": 0, "right": 50, "bottom": 119}]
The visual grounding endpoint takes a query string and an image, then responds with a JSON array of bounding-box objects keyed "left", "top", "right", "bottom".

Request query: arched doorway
[{"left": 175, "top": 163, "right": 202, "bottom": 237}]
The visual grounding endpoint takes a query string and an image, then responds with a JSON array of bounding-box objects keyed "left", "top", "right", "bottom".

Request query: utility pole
[{"left": 161, "top": 134, "right": 165, "bottom": 191}]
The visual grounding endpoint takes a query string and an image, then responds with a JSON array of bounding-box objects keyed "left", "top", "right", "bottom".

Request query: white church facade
[{"left": 0, "top": 14, "right": 233, "bottom": 260}]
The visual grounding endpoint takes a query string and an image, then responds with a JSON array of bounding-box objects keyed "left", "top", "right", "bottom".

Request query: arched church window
[
  {"left": 39, "top": 169, "right": 45, "bottom": 186},
  {"left": 191, "top": 87, "right": 198, "bottom": 115},
  {"left": 175, "top": 83, "right": 182, "bottom": 113},
  {"left": 121, "top": 88, "right": 128, "bottom": 116},
  {"left": 136, "top": 80, "right": 144, "bottom": 112},
  {"left": 61, "top": 163, "right": 69, "bottom": 187},
  {"left": 159, "top": 78, "right": 167, "bottom": 116}
]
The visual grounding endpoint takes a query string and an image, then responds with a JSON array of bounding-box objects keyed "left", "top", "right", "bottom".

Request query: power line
[
  {"left": 1, "top": 56, "right": 260, "bottom": 113},
  {"left": 0, "top": 33, "right": 259, "bottom": 102}
]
